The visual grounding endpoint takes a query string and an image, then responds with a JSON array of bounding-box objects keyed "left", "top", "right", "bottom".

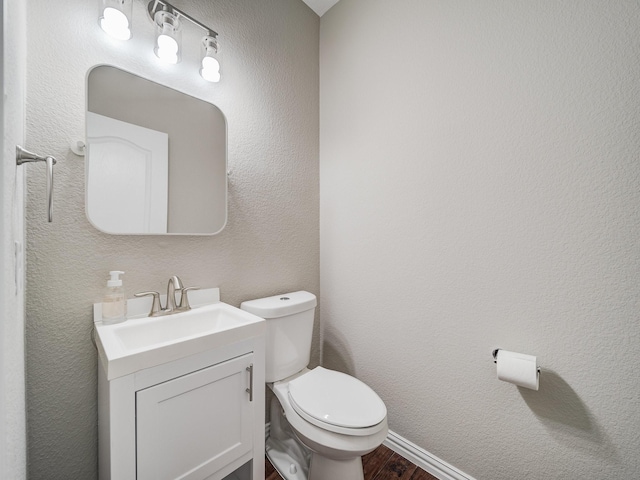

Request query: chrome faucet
[{"left": 134, "top": 276, "right": 199, "bottom": 317}]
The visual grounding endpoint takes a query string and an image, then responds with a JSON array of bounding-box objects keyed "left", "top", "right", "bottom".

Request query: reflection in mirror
[{"left": 86, "top": 65, "right": 227, "bottom": 235}]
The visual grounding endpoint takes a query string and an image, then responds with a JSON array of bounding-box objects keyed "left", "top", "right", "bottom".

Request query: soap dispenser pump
[{"left": 102, "top": 270, "right": 127, "bottom": 324}]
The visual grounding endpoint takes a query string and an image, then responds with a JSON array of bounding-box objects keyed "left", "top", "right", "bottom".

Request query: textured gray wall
[
  {"left": 25, "top": 1, "right": 318, "bottom": 478},
  {"left": 320, "top": 1, "right": 640, "bottom": 479}
]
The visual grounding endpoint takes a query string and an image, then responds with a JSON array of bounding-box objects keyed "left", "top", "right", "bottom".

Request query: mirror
[{"left": 86, "top": 65, "right": 227, "bottom": 235}]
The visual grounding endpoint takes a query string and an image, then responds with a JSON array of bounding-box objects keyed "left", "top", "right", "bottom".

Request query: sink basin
[
  {"left": 95, "top": 298, "right": 265, "bottom": 380},
  {"left": 114, "top": 304, "right": 255, "bottom": 351}
]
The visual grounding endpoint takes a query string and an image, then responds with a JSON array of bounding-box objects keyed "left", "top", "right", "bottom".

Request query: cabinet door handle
[{"left": 246, "top": 364, "right": 253, "bottom": 402}]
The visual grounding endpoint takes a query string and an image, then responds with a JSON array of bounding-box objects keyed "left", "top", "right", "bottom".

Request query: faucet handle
[
  {"left": 178, "top": 286, "right": 200, "bottom": 311},
  {"left": 134, "top": 291, "right": 162, "bottom": 317}
]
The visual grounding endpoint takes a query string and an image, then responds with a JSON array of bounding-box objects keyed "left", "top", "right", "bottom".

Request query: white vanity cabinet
[
  {"left": 95, "top": 293, "right": 265, "bottom": 480},
  {"left": 136, "top": 353, "right": 254, "bottom": 479},
  {"left": 98, "top": 339, "right": 264, "bottom": 480}
]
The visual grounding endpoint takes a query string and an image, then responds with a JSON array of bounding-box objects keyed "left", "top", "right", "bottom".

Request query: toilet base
[
  {"left": 266, "top": 437, "right": 309, "bottom": 480},
  {"left": 267, "top": 396, "right": 311, "bottom": 480},
  {"left": 309, "top": 453, "right": 364, "bottom": 480},
  {"left": 267, "top": 377, "right": 387, "bottom": 480}
]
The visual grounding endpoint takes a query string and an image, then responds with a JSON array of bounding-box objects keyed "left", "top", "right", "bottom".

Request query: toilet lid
[{"left": 287, "top": 367, "right": 387, "bottom": 430}]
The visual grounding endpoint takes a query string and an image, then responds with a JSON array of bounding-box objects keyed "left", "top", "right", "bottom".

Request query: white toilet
[{"left": 241, "top": 291, "right": 388, "bottom": 480}]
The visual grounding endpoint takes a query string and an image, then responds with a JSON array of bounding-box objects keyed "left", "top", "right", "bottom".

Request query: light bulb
[
  {"left": 100, "top": 7, "right": 131, "bottom": 40},
  {"left": 156, "top": 34, "right": 179, "bottom": 63},
  {"left": 200, "top": 65, "right": 221, "bottom": 82},
  {"left": 202, "top": 56, "right": 220, "bottom": 71},
  {"left": 200, "top": 56, "right": 220, "bottom": 82}
]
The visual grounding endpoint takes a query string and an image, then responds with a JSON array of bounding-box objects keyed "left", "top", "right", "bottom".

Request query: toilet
[{"left": 241, "top": 291, "right": 388, "bottom": 480}]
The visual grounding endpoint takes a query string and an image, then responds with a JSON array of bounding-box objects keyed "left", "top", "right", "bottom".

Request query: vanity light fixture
[
  {"left": 98, "top": 0, "right": 222, "bottom": 81},
  {"left": 147, "top": 0, "right": 221, "bottom": 80},
  {"left": 99, "top": 0, "right": 133, "bottom": 41}
]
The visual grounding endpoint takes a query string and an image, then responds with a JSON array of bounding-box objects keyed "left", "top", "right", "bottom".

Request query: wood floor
[{"left": 265, "top": 444, "right": 438, "bottom": 480}]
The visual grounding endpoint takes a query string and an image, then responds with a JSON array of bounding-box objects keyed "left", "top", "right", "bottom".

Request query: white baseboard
[
  {"left": 384, "top": 430, "right": 475, "bottom": 480},
  {"left": 265, "top": 423, "right": 474, "bottom": 480}
]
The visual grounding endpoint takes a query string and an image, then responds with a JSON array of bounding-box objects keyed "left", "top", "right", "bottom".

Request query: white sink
[
  {"left": 113, "top": 304, "right": 256, "bottom": 351},
  {"left": 94, "top": 290, "right": 265, "bottom": 380}
]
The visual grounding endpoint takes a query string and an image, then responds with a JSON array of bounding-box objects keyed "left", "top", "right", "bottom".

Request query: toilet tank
[{"left": 241, "top": 291, "right": 317, "bottom": 383}]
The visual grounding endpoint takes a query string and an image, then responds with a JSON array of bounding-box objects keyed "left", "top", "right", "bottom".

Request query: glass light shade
[
  {"left": 99, "top": 0, "right": 132, "bottom": 40},
  {"left": 154, "top": 11, "right": 181, "bottom": 64},
  {"left": 200, "top": 36, "right": 221, "bottom": 83}
]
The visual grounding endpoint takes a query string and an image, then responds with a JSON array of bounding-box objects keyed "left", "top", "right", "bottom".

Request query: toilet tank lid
[{"left": 240, "top": 291, "right": 317, "bottom": 319}]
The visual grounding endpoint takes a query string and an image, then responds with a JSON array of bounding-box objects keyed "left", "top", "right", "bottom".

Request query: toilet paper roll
[{"left": 496, "top": 350, "right": 539, "bottom": 390}]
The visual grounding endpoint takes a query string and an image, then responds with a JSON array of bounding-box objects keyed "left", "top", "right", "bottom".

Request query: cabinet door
[{"left": 136, "top": 353, "right": 254, "bottom": 480}]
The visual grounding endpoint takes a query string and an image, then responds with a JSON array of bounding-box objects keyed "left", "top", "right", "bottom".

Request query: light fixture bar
[{"left": 147, "top": 0, "right": 218, "bottom": 38}]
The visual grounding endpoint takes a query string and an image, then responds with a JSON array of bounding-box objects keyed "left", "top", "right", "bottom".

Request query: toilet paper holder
[{"left": 492, "top": 348, "right": 500, "bottom": 362}]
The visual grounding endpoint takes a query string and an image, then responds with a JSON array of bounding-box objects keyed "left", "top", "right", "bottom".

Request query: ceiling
[{"left": 301, "top": 0, "right": 341, "bottom": 16}]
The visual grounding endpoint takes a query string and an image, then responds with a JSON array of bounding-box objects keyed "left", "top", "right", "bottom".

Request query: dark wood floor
[{"left": 265, "top": 444, "right": 438, "bottom": 480}]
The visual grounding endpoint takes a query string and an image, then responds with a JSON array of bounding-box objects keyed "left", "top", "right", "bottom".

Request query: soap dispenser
[{"left": 102, "top": 271, "right": 127, "bottom": 324}]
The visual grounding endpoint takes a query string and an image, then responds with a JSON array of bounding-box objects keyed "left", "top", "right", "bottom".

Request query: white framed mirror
[{"left": 86, "top": 65, "right": 227, "bottom": 235}]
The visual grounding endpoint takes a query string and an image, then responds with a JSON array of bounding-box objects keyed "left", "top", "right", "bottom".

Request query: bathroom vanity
[{"left": 94, "top": 288, "right": 265, "bottom": 480}]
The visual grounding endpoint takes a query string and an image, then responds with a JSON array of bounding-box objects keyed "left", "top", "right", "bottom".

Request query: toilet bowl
[
  {"left": 241, "top": 291, "right": 388, "bottom": 480},
  {"left": 270, "top": 368, "right": 388, "bottom": 480}
]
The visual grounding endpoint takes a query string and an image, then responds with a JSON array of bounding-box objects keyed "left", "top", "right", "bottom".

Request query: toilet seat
[{"left": 287, "top": 367, "right": 387, "bottom": 436}]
